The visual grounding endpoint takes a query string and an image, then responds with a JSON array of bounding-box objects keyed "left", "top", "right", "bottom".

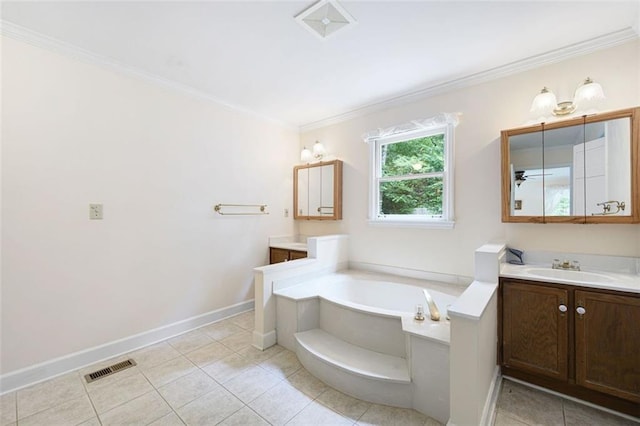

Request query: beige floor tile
[
  {"left": 248, "top": 381, "right": 313, "bottom": 425},
  {"left": 142, "top": 355, "right": 198, "bottom": 388},
  {"left": 563, "top": 399, "right": 638, "bottom": 426},
  {"left": 493, "top": 408, "right": 529, "bottom": 426},
  {"left": 258, "top": 349, "right": 302, "bottom": 379},
  {"left": 201, "top": 352, "right": 256, "bottom": 384},
  {"left": 356, "top": 404, "right": 427, "bottom": 426},
  {"left": 288, "top": 400, "right": 353, "bottom": 425},
  {"left": 17, "top": 372, "right": 85, "bottom": 419},
  {"left": 285, "top": 368, "right": 329, "bottom": 398},
  {"left": 0, "top": 392, "right": 16, "bottom": 425},
  {"left": 497, "top": 380, "right": 564, "bottom": 426},
  {"left": 176, "top": 386, "right": 244, "bottom": 425},
  {"left": 168, "top": 330, "right": 214, "bottom": 354},
  {"left": 424, "top": 416, "right": 445, "bottom": 426},
  {"left": 158, "top": 369, "right": 220, "bottom": 409},
  {"left": 219, "top": 330, "right": 253, "bottom": 352},
  {"left": 237, "top": 344, "right": 285, "bottom": 364},
  {"left": 99, "top": 390, "right": 171, "bottom": 426},
  {"left": 184, "top": 341, "right": 233, "bottom": 367},
  {"left": 218, "top": 406, "right": 269, "bottom": 426},
  {"left": 88, "top": 371, "right": 153, "bottom": 413},
  {"left": 229, "top": 311, "right": 255, "bottom": 330},
  {"left": 129, "top": 341, "right": 182, "bottom": 370},
  {"left": 200, "top": 321, "right": 244, "bottom": 341},
  {"left": 77, "top": 417, "right": 102, "bottom": 426},
  {"left": 18, "top": 394, "right": 95, "bottom": 426},
  {"left": 316, "top": 388, "right": 371, "bottom": 421},
  {"left": 148, "top": 411, "right": 186, "bottom": 426},
  {"left": 223, "top": 365, "right": 281, "bottom": 404}
]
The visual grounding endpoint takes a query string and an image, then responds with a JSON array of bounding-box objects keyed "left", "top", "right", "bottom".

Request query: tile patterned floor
[
  {"left": 495, "top": 379, "right": 638, "bottom": 426},
  {"left": 1, "top": 310, "right": 637, "bottom": 425}
]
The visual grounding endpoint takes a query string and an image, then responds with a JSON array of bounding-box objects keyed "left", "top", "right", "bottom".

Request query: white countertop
[
  {"left": 500, "top": 263, "right": 640, "bottom": 294},
  {"left": 270, "top": 242, "right": 308, "bottom": 251}
]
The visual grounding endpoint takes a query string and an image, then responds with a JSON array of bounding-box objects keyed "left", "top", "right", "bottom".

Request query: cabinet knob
[
  {"left": 558, "top": 304, "right": 568, "bottom": 313},
  {"left": 576, "top": 306, "right": 586, "bottom": 316}
]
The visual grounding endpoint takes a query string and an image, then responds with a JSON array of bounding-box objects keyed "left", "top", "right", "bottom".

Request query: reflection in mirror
[
  {"left": 297, "top": 168, "right": 309, "bottom": 216},
  {"left": 513, "top": 167, "right": 570, "bottom": 216},
  {"left": 308, "top": 166, "right": 322, "bottom": 216},
  {"left": 502, "top": 107, "right": 639, "bottom": 223},
  {"left": 320, "top": 164, "right": 335, "bottom": 216},
  {"left": 508, "top": 131, "right": 543, "bottom": 216},
  {"left": 579, "top": 118, "right": 631, "bottom": 216}
]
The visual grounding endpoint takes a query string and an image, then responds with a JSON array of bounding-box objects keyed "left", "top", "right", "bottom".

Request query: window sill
[{"left": 367, "top": 219, "right": 455, "bottom": 229}]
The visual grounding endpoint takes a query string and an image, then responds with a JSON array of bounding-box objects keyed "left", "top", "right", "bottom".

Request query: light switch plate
[{"left": 89, "top": 203, "right": 103, "bottom": 220}]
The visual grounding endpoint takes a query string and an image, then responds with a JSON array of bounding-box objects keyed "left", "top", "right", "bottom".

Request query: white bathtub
[
  {"left": 322, "top": 277, "right": 458, "bottom": 317},
  {"left": 274, "top": 270, "right": 462, "bottom": 344},
  {"left": 273, "top": 270, "right": 463, "bottom": 422}
]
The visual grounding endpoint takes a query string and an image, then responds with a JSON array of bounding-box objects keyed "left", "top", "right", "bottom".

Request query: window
[{"left": 365, "top": 114, "right": 457, "bottom": 228}]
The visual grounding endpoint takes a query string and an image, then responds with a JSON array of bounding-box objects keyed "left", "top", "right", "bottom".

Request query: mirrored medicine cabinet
[
  {"left": 501, "top": 107, "right": 639, "bottom": 223},
  {"left": 294, "top": 159, "right": 343, "bottom": 220}
]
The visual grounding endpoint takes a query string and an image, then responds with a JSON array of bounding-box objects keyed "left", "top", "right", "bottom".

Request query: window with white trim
[{"left": 365, "top": 114, "right": 457, "bottom": 228}]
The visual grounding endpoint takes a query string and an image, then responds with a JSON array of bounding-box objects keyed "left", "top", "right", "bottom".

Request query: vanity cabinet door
[
  {"left": 269, "top": 247, "right": 307, "bottom": 264},
  {"left": 270, "top": 248, "right": 290, "bottom": 264},
  {"left": 289, "top": 250, "right": 307, "bottom": 260},
  {"left": 574, "top": 290, "right": 640, "bottom": 403},
  {"left": 502, "top": 281, "right": 569, "bottom": 381}
]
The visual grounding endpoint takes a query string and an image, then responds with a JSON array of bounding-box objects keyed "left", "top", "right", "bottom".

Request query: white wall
[
  {"left": 299, "top": 40, "right": 640, "bottom": 278},
  {"left": 1, "top": 36, "right": 299, "bottom": 374}
]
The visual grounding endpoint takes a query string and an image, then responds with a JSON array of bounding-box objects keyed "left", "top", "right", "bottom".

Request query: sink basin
[{"left": 524, "top": 268, "right": 614, "bottom": 283}]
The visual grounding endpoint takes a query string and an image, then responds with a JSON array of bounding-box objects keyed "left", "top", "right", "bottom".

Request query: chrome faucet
[
  {"left": 552, "top": 259, "right": 580, "bottom": 271},
  {"left": 422, "top": 289, "right": 441, "bottom": 321}
]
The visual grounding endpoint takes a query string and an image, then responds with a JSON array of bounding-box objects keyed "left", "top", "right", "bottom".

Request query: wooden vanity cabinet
[
  {"left": 499, "top": 278, "right": 640, "bottom": 417},
  {"left": 269, "top": 247, "right": 307, "bottom": 264},
  {"left": 574, "top": 290, "right": 640, "bottom": 403},
  {"left": 501, "top": 281, "right": 569, "bottom": 381}
]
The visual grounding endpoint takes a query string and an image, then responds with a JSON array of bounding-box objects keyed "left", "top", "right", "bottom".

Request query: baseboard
[
  {"left": 480, "top": 367, "right": 502, "bottom": 426},
  {"left": 252, "top": 329, "right": 277, "bottom": 350},
  {"left": 0, "top": 299, "right": 254, "bottom": 394}
]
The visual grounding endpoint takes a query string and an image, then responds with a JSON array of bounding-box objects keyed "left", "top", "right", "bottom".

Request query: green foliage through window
[{"left": 378, "top": 134, "right": 446, "bottom": 217}]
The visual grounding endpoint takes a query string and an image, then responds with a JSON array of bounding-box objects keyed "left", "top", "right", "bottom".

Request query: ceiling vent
[{"left": 295, "top": 0, "right": 357, "bottom": 40}]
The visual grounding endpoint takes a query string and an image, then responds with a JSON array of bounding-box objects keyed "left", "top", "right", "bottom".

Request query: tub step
[{"left": 295, "top": 329, "right": 410, "bottom": 383}]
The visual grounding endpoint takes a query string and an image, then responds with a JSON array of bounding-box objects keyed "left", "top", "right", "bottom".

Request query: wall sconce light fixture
[
  {"left": 300, "top": 140, "right": 326, "bottom": 163},
  {"left": 530, "top": 77, "right": 605, "bottom": 117}
]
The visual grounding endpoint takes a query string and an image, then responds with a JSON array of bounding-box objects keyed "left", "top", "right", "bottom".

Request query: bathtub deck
[{"left": 295, "top": 328, "right": 410, "bottom": 383}]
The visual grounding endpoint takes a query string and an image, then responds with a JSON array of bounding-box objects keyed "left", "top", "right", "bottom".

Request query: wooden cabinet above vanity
[
  {"left": 498, "top": 277, "right": 640, "bottom": 416},
  {"left": 501, "top": 107, "right": 640, "bottom": 223},
  {"left": 294, "top": 160, "right": 343, "bottom": 220}
]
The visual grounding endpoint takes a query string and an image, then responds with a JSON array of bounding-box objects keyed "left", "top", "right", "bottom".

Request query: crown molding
[
  {"left": 299, "top": 27, "right": 639, "bottom": 132},
  {"left": 1, "top": 20, "right": 637, "bottom": 134},
  {"left": 0, "top": 20, "right": 294, "bottom": 130}
]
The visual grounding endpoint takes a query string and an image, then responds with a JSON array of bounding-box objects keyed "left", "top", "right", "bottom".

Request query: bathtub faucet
[{"left": 422, "top": 289, "right": 441, "bottom": 321}]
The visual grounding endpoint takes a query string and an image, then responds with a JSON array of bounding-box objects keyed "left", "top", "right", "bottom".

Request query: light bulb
[
  {"left": 312, "top": 141, "right": 326, "bottom": 160},
  {"left": 574, "top": 77, "right": 605, "bottom": 104},
  {"left": 300, "top": 147, "right": 312, "bottom": 163},
  {"left": 530, "top": 87, "right": 557, "bottom": 117}
]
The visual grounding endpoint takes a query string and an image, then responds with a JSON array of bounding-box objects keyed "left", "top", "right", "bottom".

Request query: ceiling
[{"left": 2, "top": 1, "right": 639, "bottom": 129}]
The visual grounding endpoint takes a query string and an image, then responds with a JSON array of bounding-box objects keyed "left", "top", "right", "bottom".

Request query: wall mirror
[
  {"left": 294, "top": 159, "right": 343, "bottom": 220},
  {"left": 501, "top": 107, "right": 639, "bottom": 223}
]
